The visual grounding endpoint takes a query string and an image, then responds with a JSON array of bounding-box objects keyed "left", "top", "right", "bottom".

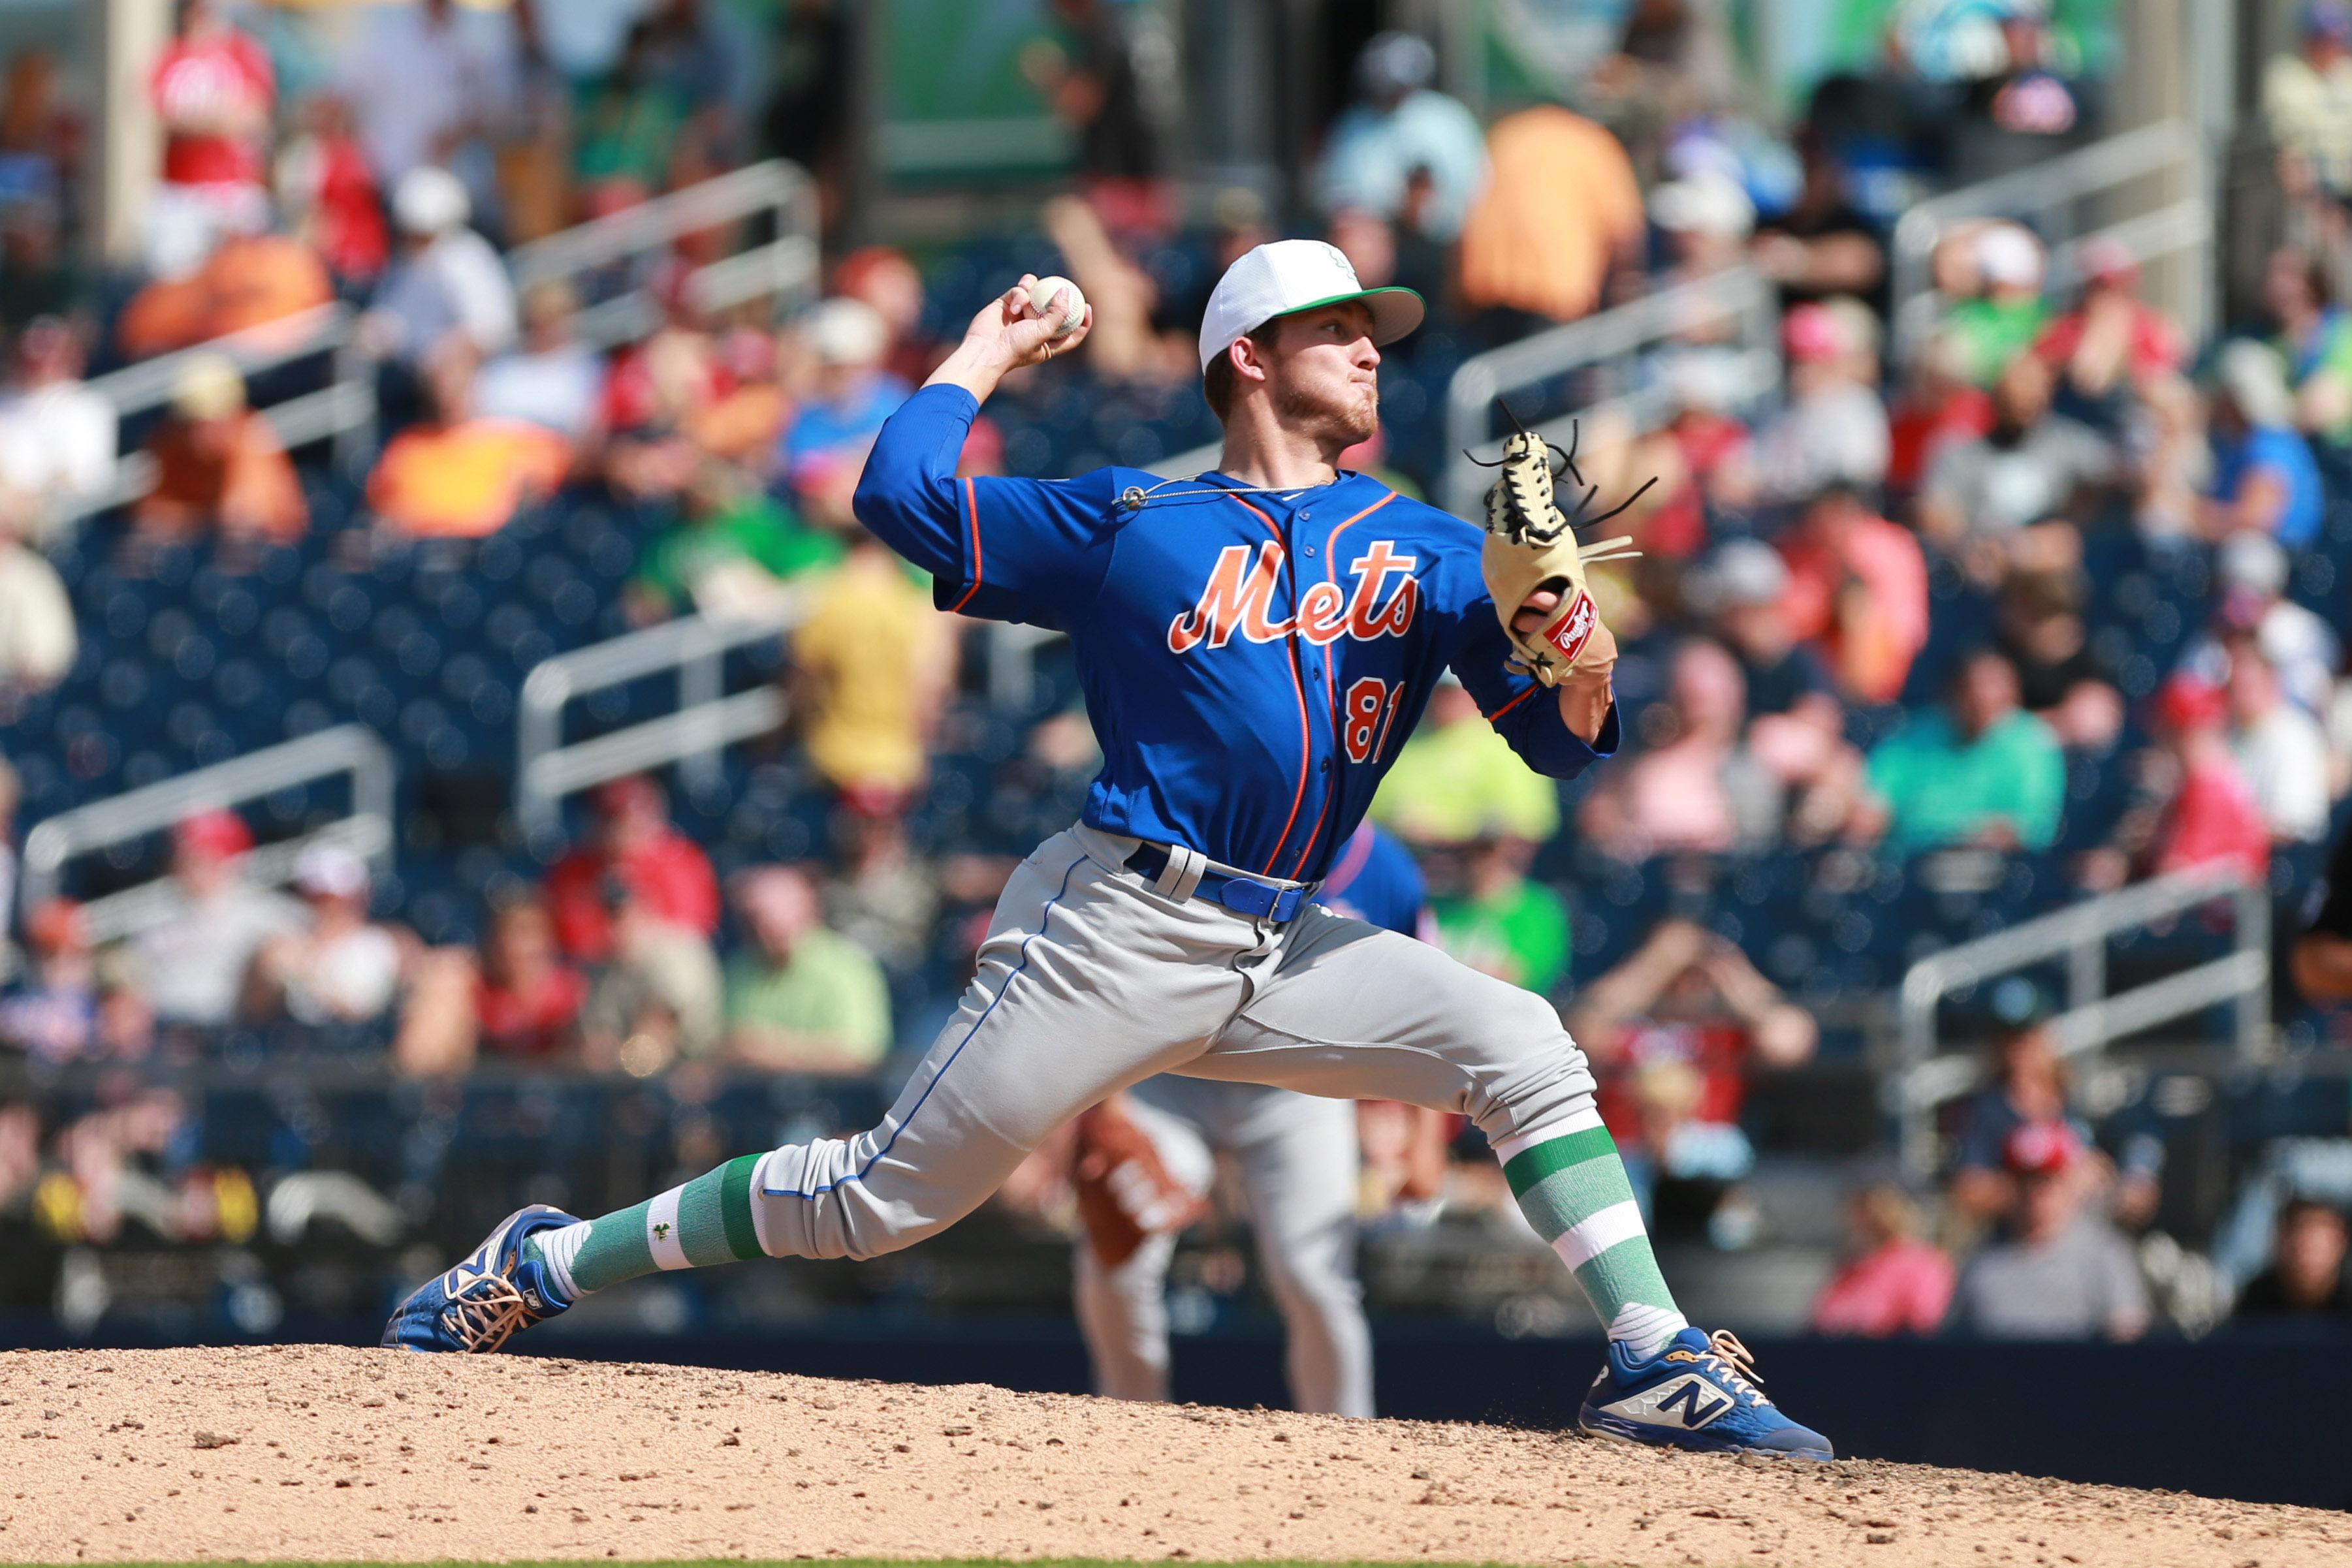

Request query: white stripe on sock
[
  {"left": 533, "top": 1219, "right": 589, "bottom": 1301},
  {"left": 744, "top": 1151, "right": 776, "bottom": 1259},
  {"left": 1492, "top": 1106, "right": 1606, "bottom": 1168},
  {"left": 1608, "top": 1302, "right": 1690, "bottom": 1362},
  {"left": 1552, "top": 1199, "right": 1647, "bottom": 1271},
  {"left": 646, "top": 1187, "right": 689, "bottom": 1271}
]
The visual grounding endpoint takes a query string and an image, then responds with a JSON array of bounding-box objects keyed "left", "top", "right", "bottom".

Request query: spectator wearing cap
[
  {"left": 1918, "top": 352, "right": 2116, "bottom": 554},
  {"left": 1946, "top": 1119, "right": 2152, "bottom": 1341},
  {"left": 132, "top": 354, "right": 307, "bottom": 546},
  {"left": 2263, "top": 247, "right": 2352, "bottom": 445},
  {"left": 2264, "top": 1, "right": 2352, "bottom": 204},
  {"left": 365, "top": 340, "right": 570, "bottom": 540},
  {"left": 1849, "top": 648, "right": 2065, "bottom": 855},
  {"left": 790, "top": 524, "right": 953, "bottom": 813},
  {"left": 725, "top": 864, "right": 892, "bottom": 1074},
  {"left": 366, "top": 166, "right": 519, "bottom": 372},
  {"left": 1810, "top": 1182, "right": 1957, "bottom": 1338},
  {"left": 1457, "top": 104, "right": 1644, "bottom": 325},
  {"left": 1315, "top": 33, "right": 1487, "bottom": 244},
  {"left": 144, "top": 0, "right": 276, "bottom": 281},
  {"left": 2225, "top": 636, "right": 2332, "bottom": 844},
  {"left": 1886, "top": 332, "right": 1995, "bottom": 502},
  {"left": 1751, "top": 302, "right": 1889, "bottom": 505},
  {"left": 0, "top": 900, "right": 97, "bottom": 1064},
  {"left": 2081, "top": 674, "right": 2269, "bottom": 896},
  {"left": 0, "top": 318, "right": 116, "bottom": 545},
  {"left": 1777, "top": 481, "right": 1928, "bottom": 705},
  {"left": 134, "top": 810, "right": 302, "bottom": 1027},
  {"left": 1649, "top": 169, "right": 1756, "bottom": 291},
  {"left": 2031, "top": 239, "right": 2185, "bottom": 423},
  {"left": 579, "top": 870, "right": 724, "bottom": 1070},
  {"left": 242, "top": 844, "right": 405, "bottom": 1026},
  {"left": 2235, "top": 1198, "right": 2352, "bottom": 1318},
  {"left": 0, "top": 488, "right": 73, "bottom": 697},
  {"left": 2204, "top": 341, "right": 2325, "bottom": 551},
  {"left": 544, "top": 776, "right": 720, "bottom": 964},
  {"left": 1371, "top": 674, "right": 1561, "bottom": 849},
  {"left": 1580, "top": 639, "right": 1782, "bottom": 857},
  {"left": 1943, "top": 223, "right": 2051, "bottom": 388},
  {"left": 777, "top": 298, "right": 912, "bottom": 525},
  {"left": 2180, "top": 531, "right": 2340, "bottom": 721}
]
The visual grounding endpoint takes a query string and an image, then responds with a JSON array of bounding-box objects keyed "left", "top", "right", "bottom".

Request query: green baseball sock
[
  {"left": 524, "top": 1153, "right": 769, "bottom": 1301},
  {"left": 1500, "top": 1116, "right": 1689, "bottom": 1362}
]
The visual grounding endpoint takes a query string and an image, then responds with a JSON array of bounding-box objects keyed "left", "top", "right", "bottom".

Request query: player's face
[{"left": 1263, "top": 304, "right": 1380, "bottom": 447}]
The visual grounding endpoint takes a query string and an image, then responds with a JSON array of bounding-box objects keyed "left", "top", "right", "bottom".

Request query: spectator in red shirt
[
  {"left": 1777, "top": 481, "right": 1930, "bottom": 704},
  {"left": 545, "top": 776, "right": 720, "bottom": 962},
  {"left": 1570, "top": 918, "right": 1817, "bottom": 1240},
  {"left": 1886, "top": 332, "right": 1994, "bottom": 501},
  {"left": 146, "top": 0, "right": 275, "bottom": 280},
  {"left": 2082, "top": 674, "right": 2271, "bottom": 893},
  {"left": 1811, "top": 1183, "right": 1957, "bottom": 1338},
  {"left": 275, "top": 93, "right": 389, "bottom": 285},
  {"left": 396, "top": 894, "right": 586, "bottom": 1074},
  {"left": 2033, "top": 238, "right": 2185, "bottom": 420}
]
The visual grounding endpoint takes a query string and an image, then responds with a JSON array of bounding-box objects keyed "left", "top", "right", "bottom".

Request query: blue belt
[{"left": 1124, "top": 843, "right": 1315, "bottom": 922}]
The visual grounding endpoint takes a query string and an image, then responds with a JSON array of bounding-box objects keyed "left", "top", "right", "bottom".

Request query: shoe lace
[
  {"left": 1698, "top": 1329, "right": 1772, "bottom": 1407},
  {"left": 435, "top": 1262, "right": 537, "bottom": 1354}
]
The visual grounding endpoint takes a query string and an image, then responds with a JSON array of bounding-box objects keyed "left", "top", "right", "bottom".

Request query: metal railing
[
  {"left": 507, "top": 160, "right": 821, "bottom": 351},
  {"left": 515, "top": 603, "right": 805, "bottom": 845},
  {"left": 1889, "top": 118, "right": 2213, "bottom": 364},
  {"left": 1439, "top": 266, "right": 1781, "bottom": 518},
  {"left": 16, "top": 725, "right": 396, "bottom": 943},
  {"left": 1888, "top": 862, "right": 2271, "bottom": 1173}
]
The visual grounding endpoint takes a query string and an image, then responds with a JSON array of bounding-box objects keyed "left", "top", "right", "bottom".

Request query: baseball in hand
[{"left": 1026, "top": 275, "right": 1087, "bottom": 337}]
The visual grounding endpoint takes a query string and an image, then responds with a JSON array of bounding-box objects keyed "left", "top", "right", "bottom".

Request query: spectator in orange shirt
[
  {"left": 132, "top": 354, "right": 306, "bottom": 545},
  {"left": 1777, "top": 481, "right": 1929, "bottom": 704},
  {"left": 1456, "top": 106, "right": 1644, "bottom": 326},
  {"left": 366, "top": 343, "right": 570, "bottom": 539},
  {"left": 116, "top": 230, "right": 334, "bottom": 360}
]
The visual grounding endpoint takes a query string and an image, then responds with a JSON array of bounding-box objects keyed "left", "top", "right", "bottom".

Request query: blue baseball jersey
[
  {"left": 1314, "top": 822, "right": 1431, "bottom": 941},
  {"left": 854, "top": 384, "right": 1617, "bottom": 884}
]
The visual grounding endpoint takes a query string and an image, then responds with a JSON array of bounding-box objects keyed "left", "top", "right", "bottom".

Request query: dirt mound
[{"left": 0, "top": 1345, "right": 2339, "bottom": 1565}]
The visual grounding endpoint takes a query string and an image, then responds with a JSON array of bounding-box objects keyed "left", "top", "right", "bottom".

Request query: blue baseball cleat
[
  {"left": 382, "top": 1204, "right": 578, "bottom": 1353},
  {"left": 1578, "top": 1328, "right": 1834, "bottom": 1460}
]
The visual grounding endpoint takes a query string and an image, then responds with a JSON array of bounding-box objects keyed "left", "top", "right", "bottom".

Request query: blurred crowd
[{"left": 3, "top": 1, "right": 2352, "bottom": 1341}]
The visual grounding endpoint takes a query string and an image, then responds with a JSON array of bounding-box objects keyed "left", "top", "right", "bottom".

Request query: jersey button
[
  {"left": 1320, "top": 758, "right": 1333, "bottom": 773},
  {"left": 1303, "top": 545, "right": 1316, "bottom": 556}
]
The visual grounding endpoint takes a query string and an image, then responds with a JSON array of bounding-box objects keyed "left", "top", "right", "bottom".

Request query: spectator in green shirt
[
  {"left": 626, "top": 461, "right": 842, "bottom": 623},
  {"left": 1849, "top": 648, "right": 2066, "bottom": 855},
  {"left": 1431, "top": 834, "right": 1570, "bottom": 999},
  {"left": 1371, "top": 674, "right": 1560, "bottom": 847},
  {"left": 723, "top": 864, "right": 891, "bottom": 1074}
]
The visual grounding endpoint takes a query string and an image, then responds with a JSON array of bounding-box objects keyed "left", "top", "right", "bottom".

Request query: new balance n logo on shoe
[{"left": 1656, "top": 1377, "right": 1732, "bottom": 1428}]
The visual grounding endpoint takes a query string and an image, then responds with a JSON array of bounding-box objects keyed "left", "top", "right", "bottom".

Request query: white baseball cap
[{"left": 1198, "top": 239, "right": 1423, "bottom": 374}]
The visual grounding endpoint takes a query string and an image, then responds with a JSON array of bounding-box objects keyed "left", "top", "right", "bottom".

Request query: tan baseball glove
[{"left": 1475, "top": 406, "right": 1651, "bottom": 687}]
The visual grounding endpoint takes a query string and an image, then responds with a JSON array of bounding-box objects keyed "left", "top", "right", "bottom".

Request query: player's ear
[{"left": 1228, "top": 332, "right": 1273, "bottom": 389}]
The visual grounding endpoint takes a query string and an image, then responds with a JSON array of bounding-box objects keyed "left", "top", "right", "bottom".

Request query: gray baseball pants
[
  {"left": 1072, "top": 1076, "right": 1371, "bottom": 1417},
  {"left": 744, "top": 824, "right": 1598, "bottom": 1267}
]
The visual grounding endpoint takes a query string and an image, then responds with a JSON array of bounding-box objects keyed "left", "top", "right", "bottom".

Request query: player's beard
[{"left": 1274, "top": 374, "right": 1379, "bottom": 450}]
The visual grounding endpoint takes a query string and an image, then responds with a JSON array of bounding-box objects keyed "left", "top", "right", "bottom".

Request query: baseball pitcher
[{"left": 386, "top": 242, "right": 1831, "bottom": 1460}]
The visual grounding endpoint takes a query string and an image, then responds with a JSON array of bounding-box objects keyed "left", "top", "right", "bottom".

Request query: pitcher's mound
[{"left": 0, "top": 1345, "right": 2342, "bottom": 1565}]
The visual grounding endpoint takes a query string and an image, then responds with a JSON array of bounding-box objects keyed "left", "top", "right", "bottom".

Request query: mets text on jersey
[{"left": 1166, "top": 540, "right": 1420, "bottom": 653}]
